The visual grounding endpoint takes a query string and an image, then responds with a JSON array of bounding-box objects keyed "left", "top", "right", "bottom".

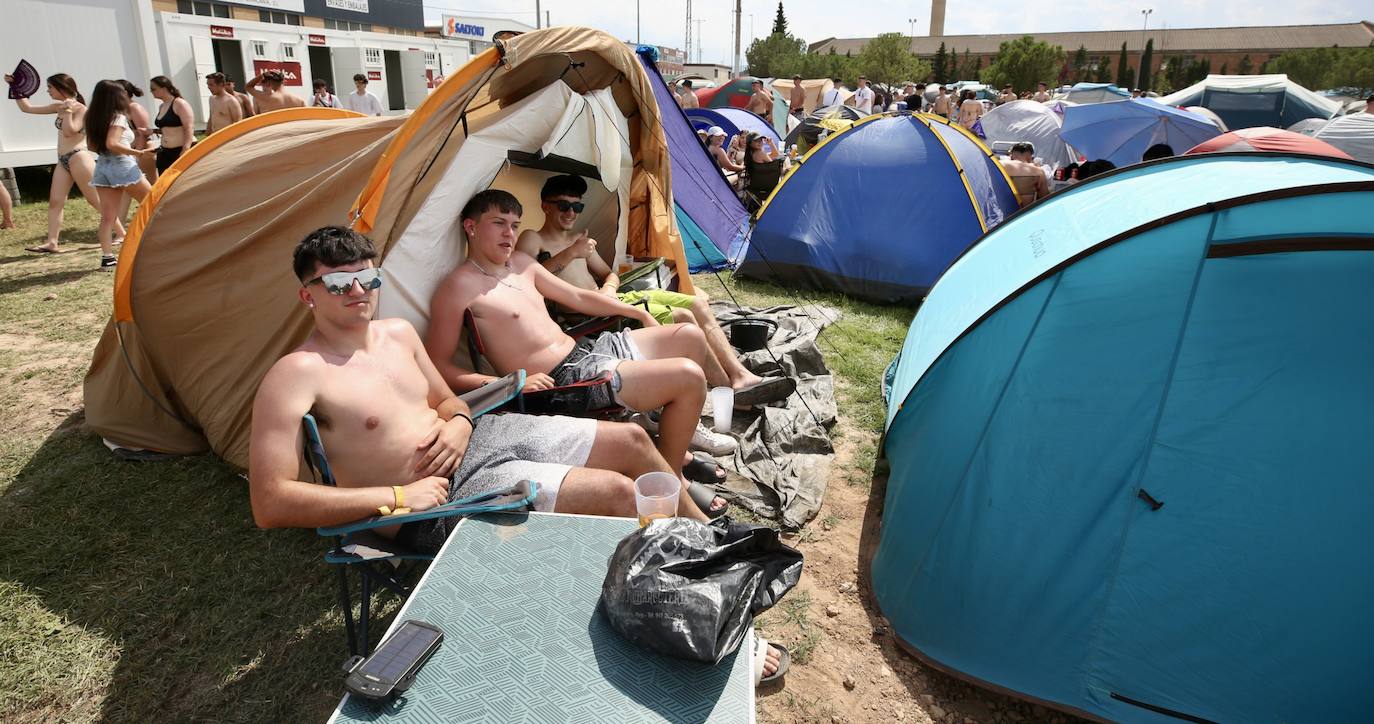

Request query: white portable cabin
[
  {"left": 0, "top": 0, "right": 160, "bottom": 169},
  {"left": 0, "top": 0, "right": 471, "bottom": 169},
  {"left": 155, "top": 14, "right": 469, "bottom": 125}
]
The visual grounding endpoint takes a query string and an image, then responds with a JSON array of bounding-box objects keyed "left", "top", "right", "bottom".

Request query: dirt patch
[
  {"left": 0, "top": 332, "right": 90, "bottom": 441},
  {"left": 755, "top": 415, "right": 1083, "bottom": 724}
]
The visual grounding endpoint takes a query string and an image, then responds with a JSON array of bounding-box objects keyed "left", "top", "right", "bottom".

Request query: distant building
[
  {"left": 683, "top": 63, "right": 733, "bottom": 86},
  {"left": 810, "top": 21, "right": 1374, "bottom": 85}
]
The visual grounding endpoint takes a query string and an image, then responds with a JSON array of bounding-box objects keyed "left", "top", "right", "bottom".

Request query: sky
[{"left": 423, "top": 0, "right": 1370, "bottom": 68}]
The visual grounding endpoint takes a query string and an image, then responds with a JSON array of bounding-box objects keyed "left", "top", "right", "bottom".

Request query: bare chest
[{"left": 312, "top": 351, "right": 429, "bottom": 431}]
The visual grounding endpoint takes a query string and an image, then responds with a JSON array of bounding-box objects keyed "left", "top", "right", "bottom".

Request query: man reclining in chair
[
  {"left": 515, "top": 174, "right": 795, "bottom": 408},
  {"left": 425, "top": 190, "right": 737, "bottom": 510},
  {"left": 248, "top": 226, "right": 714, "bottom": 554}
]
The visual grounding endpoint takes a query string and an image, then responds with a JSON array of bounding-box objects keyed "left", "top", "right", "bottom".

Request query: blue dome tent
[
  {"left": 1160, "top": 74, "right": 1340, "bottom": 131},
  {"left": 635, "top": 47, "right": 747, "bottom": 270},
  {"left": 876, "top": 153, "right": 1374, "bottom": 722},
  {"left": 685, "top": 107, "right": 783, "bottom": 153},
  {"left": 737, "top": 113, "right": 1017, "bottom": 303}
]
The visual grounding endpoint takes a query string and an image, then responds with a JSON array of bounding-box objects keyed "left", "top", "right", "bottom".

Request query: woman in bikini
[
  {"left": 147, "top": 76, "right": 195, "bottom": 175},
  {"left": 2, "top": 72, "right": 124, "bottom": 253},
  {"left": 86, "top": 80, "right": 156, "bottom": 270}
]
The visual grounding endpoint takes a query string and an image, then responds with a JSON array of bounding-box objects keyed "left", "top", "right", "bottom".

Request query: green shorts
[{"left": 619, "top": 289, "right": 696, "bottom": 325}]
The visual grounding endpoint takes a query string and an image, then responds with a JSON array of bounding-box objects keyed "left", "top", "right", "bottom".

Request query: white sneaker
[
  {"left": 690, "top": 424, "right": 738, "bottom": 456},
  {"left": 631, "top": 413, "right": 739, "bottom": 456}
]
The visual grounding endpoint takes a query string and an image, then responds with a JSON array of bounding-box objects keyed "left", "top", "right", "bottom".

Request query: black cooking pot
[{"left": 721, "top": 318, "right": 777, "bottom": 352}]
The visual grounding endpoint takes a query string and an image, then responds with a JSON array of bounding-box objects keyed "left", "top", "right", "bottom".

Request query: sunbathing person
[
  {"left": 425, "top": 190, "right": 734, "bottom": 502},
  {"left": 516, "top": 174, "right": 794, "bottom": 407},
  {"left": 248, "top": 226, "right": 712, "bottom": 553}
]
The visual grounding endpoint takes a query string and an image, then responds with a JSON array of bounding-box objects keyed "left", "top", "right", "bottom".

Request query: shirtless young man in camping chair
[
  {"left": 515, "top": 174, "right": 795, "bottom": 408},
  {"left": 425, "top": 191, "right": 735, "bottom": 514},
  {"left": 248, "top": 226, "right": 713, "bottom": 554}
]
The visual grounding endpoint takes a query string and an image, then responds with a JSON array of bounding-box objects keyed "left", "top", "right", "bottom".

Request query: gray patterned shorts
[
  {"left": 396, "top": 412, "right": 596, "bottom": 552},
  {"left": 549, "top": 330, "right": 644, "bottom": 411}
]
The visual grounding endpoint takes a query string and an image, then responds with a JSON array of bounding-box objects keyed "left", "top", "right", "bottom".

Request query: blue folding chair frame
[{"left": 304, "top": 371, "right": 538, "bottom": 656}]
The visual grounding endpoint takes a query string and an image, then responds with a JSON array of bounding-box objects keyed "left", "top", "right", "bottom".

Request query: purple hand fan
[{"left": 8, "top": 59, "right": 41, "bottom": 100}]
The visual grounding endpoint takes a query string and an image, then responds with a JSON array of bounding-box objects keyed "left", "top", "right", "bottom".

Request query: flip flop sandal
[
  {"left": 753, "top": 637, "right": 791, "bottom": 686},
  {"left": 683, "top": 452, "right": 727, "bottom": 485},
  {"left": 686, "top": 480, "right": 728, "bottom": 520},
  {"left": 733, "top": 376, "right": 797, "bottom": 408},
  {"left": 24, "top": 246, "right": 62, "bottom": 254}
]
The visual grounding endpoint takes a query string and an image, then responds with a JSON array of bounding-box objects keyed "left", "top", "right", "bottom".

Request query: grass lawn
[{"left": 0, "top": 189, "right": 914, "bottom": 722}]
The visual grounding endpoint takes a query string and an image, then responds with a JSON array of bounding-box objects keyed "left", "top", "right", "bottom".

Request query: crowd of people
[{"left": 3, "top": 69, "right": 387, "bottom": 268}]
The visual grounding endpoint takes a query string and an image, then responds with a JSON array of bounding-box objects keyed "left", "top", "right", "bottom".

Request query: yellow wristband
[{"left": 393, "top": 485, "right": 404, "bottom": 510}]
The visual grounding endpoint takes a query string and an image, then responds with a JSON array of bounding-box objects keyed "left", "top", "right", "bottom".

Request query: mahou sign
[
  {"left": 210, "top": 25, "right": 234, "bottom": 39},
  {"left": 252, "top": 60, "right": 304, "bottom": 86}
]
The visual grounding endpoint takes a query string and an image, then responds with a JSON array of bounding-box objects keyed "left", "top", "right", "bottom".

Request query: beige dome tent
[
  {"left": 771, "top": 78, "right": 836, "bottom": 115},
  {"left": 84, "top": 27, "right": 694, "bottom": 468}
]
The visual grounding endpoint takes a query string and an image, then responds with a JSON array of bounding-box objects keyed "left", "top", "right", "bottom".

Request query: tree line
[{"left": 744, "top": 4, "right": 1373, "bottom": 96}]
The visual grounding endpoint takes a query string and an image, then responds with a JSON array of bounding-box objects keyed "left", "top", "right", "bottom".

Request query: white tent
[
  {"left": 378, "top": 80, "right": 632, "bottom": 338},
  {"left": 1311, "top": 113, "right": 1374, "bottom": 163},
  {"left": 1288, "top": 118, "right": 1328, "bottom": 136},
  {"left": 1185, "top": 106, "right": 1229, "bottom": 132},
  {"left": 978, "top": 100, "right": 1078, "bottom": 169},
  {"left": 1160, "top": 74, "right": 1339, "bottom": 130}
]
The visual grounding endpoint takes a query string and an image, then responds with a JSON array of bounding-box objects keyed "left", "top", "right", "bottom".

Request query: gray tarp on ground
[{"left": 702, "top": 303, "right": 840, "bottom": 529}]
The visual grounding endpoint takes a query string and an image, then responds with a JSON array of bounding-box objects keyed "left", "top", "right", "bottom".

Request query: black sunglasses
[
  {"left": 549, "top": 200, "right": 585, "bottom": 213},
  {"left": 305, "top": 267, "right": 383, "bottom": 295}
]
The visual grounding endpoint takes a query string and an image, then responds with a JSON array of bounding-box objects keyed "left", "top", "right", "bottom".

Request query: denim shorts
[{"left": 91, "top": 154, "right": 144, "bottom": 188}]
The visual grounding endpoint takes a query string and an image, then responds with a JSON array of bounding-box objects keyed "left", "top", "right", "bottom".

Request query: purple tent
[{"left": 636, "top": 48, "right": 748, "bottom": 269}]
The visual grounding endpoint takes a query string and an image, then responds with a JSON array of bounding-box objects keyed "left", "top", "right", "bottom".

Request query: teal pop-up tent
[{"left": 876, "top": 153, "right": 1374, "bottom": 722}]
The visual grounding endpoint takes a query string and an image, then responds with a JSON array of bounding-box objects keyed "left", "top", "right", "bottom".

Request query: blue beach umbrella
[{"left": 1060, "top": 98, "right": 1221, "bottom": 167}]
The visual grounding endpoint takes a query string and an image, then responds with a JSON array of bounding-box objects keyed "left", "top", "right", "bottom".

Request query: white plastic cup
[
  {"left": 709, "top": 386, "right": 734, "bottom": 433},
  {"left": 634, "top": 472, "right": 680, "bottom": 527}
]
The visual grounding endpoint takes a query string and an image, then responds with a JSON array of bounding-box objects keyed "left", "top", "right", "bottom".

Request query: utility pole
[
  {"left": 637, "top": 0, "right": 641, "bottom": 44},
  {"left": 546, "top": 10, "right": 550, "bottom": 27},
  {"left": 733, "top": 0, "right": 741, "bottom": 75},
  {"left": 685, "top": 0, "right": 692, "bottom": 64},
  {"left": 535, "top": 0, "right": 541, "bottom": 28},
  {"left": 1135, "top": 8, "right": 1152, "bottom": 90}
]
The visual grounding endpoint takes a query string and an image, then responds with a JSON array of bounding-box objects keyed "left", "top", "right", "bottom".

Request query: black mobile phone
[{"left": 343, "top": 619, "right": 444, "bottom": 702}]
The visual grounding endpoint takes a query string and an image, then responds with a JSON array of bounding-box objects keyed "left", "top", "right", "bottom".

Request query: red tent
[{"left": 1186, "top": 127, "right": 1352, "bottom": 159}]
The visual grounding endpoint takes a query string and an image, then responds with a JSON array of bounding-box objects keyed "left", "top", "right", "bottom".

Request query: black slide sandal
[{"left": 686, "top": 481, "right": 729, "bottom": 519}]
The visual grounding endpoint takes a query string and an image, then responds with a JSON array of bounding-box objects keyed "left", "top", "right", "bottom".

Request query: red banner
[
  {"left": 252, "top": 60, "right": 304, "bottom": 87},
  {"left": 367, "top": 70, "right": 381, "bottom": 81},
  {"left": 308, "top": 34, "right": 326, "bottom": 46},
  {"left": 210, "top": 25, "right": 234, "bottom": 39}
]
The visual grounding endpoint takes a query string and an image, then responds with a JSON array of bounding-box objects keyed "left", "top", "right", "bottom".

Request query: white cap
[{"left": 707, "top": 126, "right": 726, "bottom": 137}]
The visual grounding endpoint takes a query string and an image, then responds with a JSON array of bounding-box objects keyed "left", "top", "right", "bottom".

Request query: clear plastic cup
[
  {"left": 709, "top": 386, "right": 734, "bottom": 433},
  {"left": 634, "top": 472, "right": 680, "bottom": 527}
]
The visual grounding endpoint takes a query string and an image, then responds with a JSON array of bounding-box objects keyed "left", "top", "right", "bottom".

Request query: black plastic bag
[{"left": 599, "top": 516, "right": 804, "bottom": 664}]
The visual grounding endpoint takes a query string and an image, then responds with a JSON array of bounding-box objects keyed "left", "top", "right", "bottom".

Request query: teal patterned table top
[{"left": 327, "top": 512, "right": 754, "bottom": 723}]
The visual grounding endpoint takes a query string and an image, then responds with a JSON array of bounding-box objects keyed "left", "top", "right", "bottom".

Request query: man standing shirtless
[
  {"left": 249, "top": 226, "right": 711, "bottom": 554},
  {"left": 747, "top": 79, "right": 773, "bottom": 118},
  {"left": 225, "top": 79, "right": 256, "bottom": 118},
  {"left": 1002, "top": 142, "right": 1049, "bottom": 208},
  {"left": 788, "top": 75, "right": 806, "bottom": 119},
  {"left": 676, "top": 79, "right": 700, "bottom": 109},
  {"left": 205, "top": 72, "right": 243, "bottom": 135},
  {"left": 246, "top": 70, "right": 305, "bottom": 113},
  {"left": 425, "top": 191, "right": 728, "bottom": 487},
  {"left": 516, "top": 175, "right": 794, "bottom": 406},
  {"left": 931, "top": 86, "right": 952, "bottom": 119}
]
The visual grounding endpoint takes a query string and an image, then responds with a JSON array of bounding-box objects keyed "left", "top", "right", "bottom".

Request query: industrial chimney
[{"left": 930, "top": 0, "right": 945, "bottom": 36}]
